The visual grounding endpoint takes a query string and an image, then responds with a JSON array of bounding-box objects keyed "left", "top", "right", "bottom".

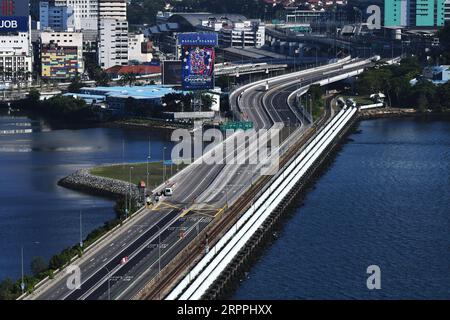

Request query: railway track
[{"left": 138, "top": 97, "right": 333, "bottom": 300}]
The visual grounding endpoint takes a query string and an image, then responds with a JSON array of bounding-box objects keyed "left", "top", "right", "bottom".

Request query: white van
[{"left": 164, "top": 188, "right": 173, "bottom": 197}]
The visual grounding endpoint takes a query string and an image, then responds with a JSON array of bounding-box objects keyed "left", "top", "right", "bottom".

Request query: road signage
[{"left": 220, "top": 121, "right": 254, "bottom": 131}]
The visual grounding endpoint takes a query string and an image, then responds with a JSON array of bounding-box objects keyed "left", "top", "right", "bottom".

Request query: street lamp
[
  {"left": 21, "top": 241, "right": 40, "bottom": 294},
  {"left": 146, "top": 155, "right": 151, "bottom": 191},
  {"left": 79, "top": 211, "right": 83, "bottom": 249},
  {"left": 128, "top": 167, "right": 133, "bottom": 219},
  {"left": 162, "top": 147, "right": 167, "bottom": 183}
]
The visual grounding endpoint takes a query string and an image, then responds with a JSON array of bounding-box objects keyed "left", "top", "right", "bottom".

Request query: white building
[
  {"left": 98, "top": 0, "right": 128, "bottom": 69},
  {"left": 200, "top": 18, "right": 265, "bottom": 48},
  {"left": 54, "top": 0, "right": 98, "bottom": 31},
  {"left": 98, "top": 19, "right": 128, "bottom": 69},
  {"left": 128, "top": 33, "right": 153, "bottom": 63},
  {"left": 98, "top": 0, "right": 127, "bottom": 21},
  {"left": 221, "top": 20, "right": 265, "bottom": 48},
  {"left": 0, "top": 31, "right": 32, "bottom": 84},
  {"left": 423, "top": 65, "right": 450, "bottom": 84}
]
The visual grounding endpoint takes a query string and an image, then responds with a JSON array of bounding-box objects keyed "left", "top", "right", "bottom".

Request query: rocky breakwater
[{"left": 58, "top": 168, "right": 140, "bottom": 200}]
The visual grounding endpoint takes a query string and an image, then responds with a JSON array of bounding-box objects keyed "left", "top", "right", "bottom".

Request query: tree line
[{"left": 355, "top": 57, "right": 450, "bottom": 111}]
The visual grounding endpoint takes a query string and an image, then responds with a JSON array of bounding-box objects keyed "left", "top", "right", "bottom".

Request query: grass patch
[
  {"left": 90, "top": 161, "right": 189, "bottom": 189},
  {"left": 342, "top": 95, "right": 374, "bottom": 106}
]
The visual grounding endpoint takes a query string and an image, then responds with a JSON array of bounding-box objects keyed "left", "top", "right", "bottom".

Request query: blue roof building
[{"left": 67, "top": 85, "right": 191, "bottom": 115}]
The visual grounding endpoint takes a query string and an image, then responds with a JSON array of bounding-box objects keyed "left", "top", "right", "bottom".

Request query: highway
[{"left": 26, "top": 57, "right": 372, "bottom": 300}]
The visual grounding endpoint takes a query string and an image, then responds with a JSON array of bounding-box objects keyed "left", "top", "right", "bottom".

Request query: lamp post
[
  {"left": 127, "top": 166, "right": 133, "bottom": 219},
  {"left": 146, "top": 155, "right": 150, "bottom": 194},
  {"left": 162, "top": 147, "right": 167, "bottom": 183},
  {"left": 21, "top": 246, "right": 24, "bottom": 294},
  {"left": 20, "top": 241, "right": 40, "bottom": 294},
  {"left": 79, "top": 211, "right": 83, "bottom": 249}
]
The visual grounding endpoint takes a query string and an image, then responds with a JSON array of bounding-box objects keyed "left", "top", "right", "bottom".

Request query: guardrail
[{"left": 166, "top": 105, "right": 358, "bottom": 300}]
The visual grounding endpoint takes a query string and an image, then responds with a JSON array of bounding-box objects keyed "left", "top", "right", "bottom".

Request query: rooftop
[{"left": 78, "top": 85, "right": 194, "bottom": 100}]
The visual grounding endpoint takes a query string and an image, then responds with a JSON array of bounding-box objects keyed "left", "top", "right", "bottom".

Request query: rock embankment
[
  {"left": 58, "top": 168, "right": 140, "bottom": 200},
  {"left": 360, "top": 107, "right": 418, "bottom": 119}
]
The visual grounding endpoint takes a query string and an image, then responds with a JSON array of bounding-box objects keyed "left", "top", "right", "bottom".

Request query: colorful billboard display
[
  {"left": 181, "top": 46, "right": 215, "bottom": 90},
  {"left": 0, "top": 0, "right": 29, "bottom": 33}
]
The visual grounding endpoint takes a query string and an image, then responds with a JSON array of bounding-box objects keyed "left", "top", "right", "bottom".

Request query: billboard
[
  {"left": 0, "top": 0, "right": 29, "bottom": 33},
  {"left": 162, "top": 60, "right": 182, "bottom": 86},
  {"left": 181, "top": 46, "right": 215, "bottom": 90},
  {"left": 178, "top": 32, "right": 218, "bottom": 47}
]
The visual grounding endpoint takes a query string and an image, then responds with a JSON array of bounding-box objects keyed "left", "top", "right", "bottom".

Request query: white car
[{"left": 164, "top": 188, "right": 173, "bottom": 197}]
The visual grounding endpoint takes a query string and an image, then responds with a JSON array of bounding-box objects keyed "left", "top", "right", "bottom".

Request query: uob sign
[{"left": 0, "top": 16, "right": 28, "bottom": 32}]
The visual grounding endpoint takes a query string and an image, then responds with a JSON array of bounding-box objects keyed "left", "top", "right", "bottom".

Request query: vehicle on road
[{"left": 164, "top": 188, "right": 173, "bottom": 197}]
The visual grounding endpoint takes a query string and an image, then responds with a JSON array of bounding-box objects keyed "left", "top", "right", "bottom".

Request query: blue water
[
  {"left": 234, "top": 118, "right": 450, "bottom": 300},
  {"left": 0, "top": 113, "right": 175, "bottom": 281}
]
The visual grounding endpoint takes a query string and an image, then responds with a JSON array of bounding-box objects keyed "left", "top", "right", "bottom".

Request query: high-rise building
[
  {"left": 98, "top": 0, "right": 127, "bottom": 21},
  {"left": 54, "top": 0, "right": 98, "bottom": 31},
  {"left": 445, "top": 0, "right": 450, "bottom": 22},
  {"left": 40, "top": 1, "right": 74, "bottom": 31},
  {"left": 384, "top": 0, "right": 446, "bottom": 27},
  {"left": 1, "top": 0, "right": 14, "bottom": 16},
  {"left": 98, "top": 19, "right": 128, "bottom": 68},
  {"left": 97, "top": 0, "right": 128, "bottom": 69}
]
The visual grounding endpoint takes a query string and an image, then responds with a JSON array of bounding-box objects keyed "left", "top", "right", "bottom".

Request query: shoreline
[
  {"left": 359, "top": 107, "right": 450, "bottom": 120},
  {"left": 102, "top": 119, "right": 192, "bottom": 131},
  {"left": 58, "top": 168, "right": 140, "bottom": 200}
]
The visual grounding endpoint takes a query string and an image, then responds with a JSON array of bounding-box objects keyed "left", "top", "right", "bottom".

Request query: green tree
[
  {"left": 200, "top": 93, "right": 217, "bottom": 110},
  {"left": 27, "top": 89, "right": 41, "bottom": 104},
  {"left": 0, "top": 278, "right": 18, "bottom": 300},
  {"left": 416, "top": 93, "right": 428, "bottom": 112},
  {"left": 30, "top": 256, "right": 48, "bottom": 277},
  {"left": 162, "top": 92, "right": 193, "bottom": 112},
  {"left": 119, "top": 73, "right": 137, "bottom": 87},
  {"left": 68, "top": 76, "right": 83, "bottom": 93}
]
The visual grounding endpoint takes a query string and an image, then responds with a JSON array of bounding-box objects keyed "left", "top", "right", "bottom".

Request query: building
[
  {"left": 445, "top": 0, "right": 450, "bottom": 22},
  {"left": 68, "top": 85, "right": 221, "bottom": 116},
  {"left": 0, "top": 32, "right": 33, "bottom": 83},
  {"left": 423, "top": 65, "right": 450, "bottom": 83},
  {"left": 385, "top": 0, "right": 446, "bottom": 27},
  {"left": 149, "top": 13, "right": 265, "bottom": 52},
  {"left": 73, "top": 85, "right": 181, "bottom": 115},
  {"left": 40, "top": 31, "right": 84, "bottom": 79},
  {"left": 128, "top": 33, "right": 153, "bottom": 64},
  {"left": 98, "top": 0, "right": 128, "bottom": 69},
  {"left": 98, "top": 19, "right": 128, "bottom": 69},
  {"left": 39, "top": 1, "right": 74, "bottom": 31},
  {"left": 0, "top": 0, "right": 33, "bottom": 84},
  {"left": 104, "top": 64, "right": 161, "bottom": 78},
  {"left": 199, "top": 18, "right": 265, "bottom": 48},
  {"left": 54, "top": 0, "right": 98, "bottom": 31},
  {"left": 98, "top": 0, "right": 127, "bottom": 21}
]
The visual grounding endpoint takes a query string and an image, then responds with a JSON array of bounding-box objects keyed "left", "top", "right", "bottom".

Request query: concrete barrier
[{"left": 166, "top": 106, "right": 358, "bottom": 300}]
